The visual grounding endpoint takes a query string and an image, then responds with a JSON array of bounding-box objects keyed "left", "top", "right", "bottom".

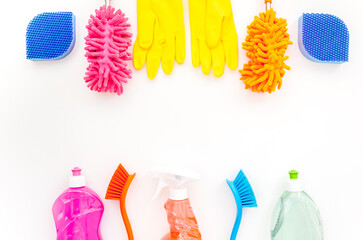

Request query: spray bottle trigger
[{"left": 152, "top": 179, "right": 168, "bottom": 200}]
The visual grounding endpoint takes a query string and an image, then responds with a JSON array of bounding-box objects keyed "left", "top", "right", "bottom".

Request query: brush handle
[
  {"left": 230, "top": 201, "right": 243, "bottom": 240},
  {"left": 227, "top": 179, "right": 243, "bottom": 240},
  {"left": 120, "top": 173, "right": 135, "bottom": 240},
  {"left": 120, "top": 198, "right": 134, "bottom": 240}
]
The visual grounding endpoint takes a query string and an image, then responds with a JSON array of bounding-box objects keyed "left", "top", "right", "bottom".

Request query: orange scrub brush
[
  {"left": 106, "top": 164, "right": 136, "bottom": 240},
  {"left": 240, "top": 0, "right": 292, "bottom": 93}
]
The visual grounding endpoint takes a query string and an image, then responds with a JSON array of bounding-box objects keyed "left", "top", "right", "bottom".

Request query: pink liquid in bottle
[
  {"left": 162, "top": 199, "right": 202, "bottom": 240},
  {"left": 52, "top": 168, "right": 104, "bottom": 240}
]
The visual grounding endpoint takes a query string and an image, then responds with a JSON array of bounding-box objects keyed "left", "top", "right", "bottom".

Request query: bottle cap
[
  {"left": 170, "top": 188, "right": 188, "bottom": 200},
  {"left": 289, "top": 170, "right": 299, "bottom": 179},
  {"left": 69, "top": 167, "right": 86, "bottom": 188},
  {"left": 286, "top": 169, "right": 303, "bottom": 192}
]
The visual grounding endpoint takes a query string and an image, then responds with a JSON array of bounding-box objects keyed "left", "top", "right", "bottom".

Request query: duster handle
[{"left": 265, "top": 0, "right": 272, "bottom": 10}]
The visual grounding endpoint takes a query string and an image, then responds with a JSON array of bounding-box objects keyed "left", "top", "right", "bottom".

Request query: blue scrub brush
[
  {"left": 298, "top": 13, "right": 349, "bottom": 63},
  {"left": 26, "top": 12, "right": 76, "bottom": 60},
  {"left": 227, "top": 170, "right": 257, "bottom": 240}
]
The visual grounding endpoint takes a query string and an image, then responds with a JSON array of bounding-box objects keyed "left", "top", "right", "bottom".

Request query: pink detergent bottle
[
  {"left": 52, "top": 167, "right": 104, "bottom": 240},
  {"left": 152, "top": 166, "right": 202, "bottom": 240}
]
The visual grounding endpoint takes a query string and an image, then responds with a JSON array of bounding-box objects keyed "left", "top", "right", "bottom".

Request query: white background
[{"left": 0, "top": 0, "right": 362, "bottom": 239}]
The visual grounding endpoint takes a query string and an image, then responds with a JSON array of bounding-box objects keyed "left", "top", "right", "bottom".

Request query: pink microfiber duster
[{"left": 85, "top": 4, "right": 132, "bottom": 95}]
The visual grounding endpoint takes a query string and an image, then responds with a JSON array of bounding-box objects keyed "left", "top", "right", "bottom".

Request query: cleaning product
[
  {"left": 271, "top": 170, "right": 323, "bottom": 240},
  {"left": 189, "top": 0, "right": 238, "bottom": 77},
  {"left": 105, "top": 164, "right": 136, "bottom": 240},
  {"left": 52, "top": 167, "right": 104, "bottom": 240},
  {"left": 152, "top": 166, "right": 202, "bottom": 240},
  {"left": 133, "top": 0, "right": 185, "bottom": 79},
  {"left": 26, "top": 12, "right": 76, "bottom": 60},
  {"left": 298, "top": 13, "right": 349, "bottom": 63},
  {"left": 84, "top": 0, "right": 132, "bottom": 95},
  {"left": 240, "top": 0, "right": 292, "bottom": 93},
  {"left": 227, "top": 170, "right": 257, "bottom": 240}
]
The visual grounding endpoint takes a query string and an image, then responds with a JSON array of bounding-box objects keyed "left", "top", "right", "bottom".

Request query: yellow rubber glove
[
  {"left": 189, "top": 0, "right": 238, "bottom": 77},
  {"left": 133, "top": 0, "right": 185, "bottom": 79}
]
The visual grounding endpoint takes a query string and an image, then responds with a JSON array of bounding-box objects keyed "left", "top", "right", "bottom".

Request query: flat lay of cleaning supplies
[
  {"left": 84, "top": 0, "right": 132, "bottom": 95},
  {"left": 271, "top": 170, "right": 323, "bottom": 240},
  {"left": 240, "top": 0, "right": 292, "bottom": 93},
  {"left": 152, "top": 166, "right": 202, "bottom": 240},
  {"left": 52, "top": 167, "right": 104, "bottom": 240},
  {"left": 133, "top": 0, "right": 185, "bottom": 79},
  {"left": 227, "top": 170, "right": 257, "bottom": 240},
  {"left": 298, "top": 13, "right": 349, "bottom": 63},
  {"left": 106, "top": 164, "right": 136, "bottom": 240},
  {"left": 26, "top": 12, "right": 76, "bottom": 60},
  {"left": 189, "top": 0, "right": 238, "bottom": 77}
]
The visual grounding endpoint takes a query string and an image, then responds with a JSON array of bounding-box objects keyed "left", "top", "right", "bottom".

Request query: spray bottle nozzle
[{"left": 151, "top": 166, "right": 200, "bottom": 201}]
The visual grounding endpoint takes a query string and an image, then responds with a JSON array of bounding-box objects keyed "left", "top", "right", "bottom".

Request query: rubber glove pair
[
  {"left": 133, "top": 0, "right": 185, "bottom": 79},
  {"left": 133, "top": 0, "right": 238, "bottom": 79},
  {"left": 189, "top": 0, "right": 238, "bottom": 77}
]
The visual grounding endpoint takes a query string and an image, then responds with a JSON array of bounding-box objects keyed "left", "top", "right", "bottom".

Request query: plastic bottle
[
  {"left": 52, "top": 167, "right": 104, "bottom": 240},
  {"left": 152, "top": 166, "right": 202, "bottom": 240},
  {"left": 271, "top": 170, "right": 323, "bottom": 240}
]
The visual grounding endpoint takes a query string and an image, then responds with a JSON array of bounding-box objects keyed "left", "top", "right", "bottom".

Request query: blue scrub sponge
[
  {"left": 298, "top": 13, "right": 349, "bottom": 63},
  {"left": 26, "top": 12, "right": 76, "bottom": 60}
]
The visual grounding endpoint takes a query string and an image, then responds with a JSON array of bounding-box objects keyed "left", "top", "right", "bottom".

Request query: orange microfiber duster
[{"left": 240, "top": 0, "right": 292, "bottom": 93}]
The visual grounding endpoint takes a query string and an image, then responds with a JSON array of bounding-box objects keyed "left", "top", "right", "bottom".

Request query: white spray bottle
[{"left": 152, "top": 166, "right": 202, "bottom": 240}]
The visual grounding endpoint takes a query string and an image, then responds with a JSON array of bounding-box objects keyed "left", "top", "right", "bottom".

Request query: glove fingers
[
  {"left": 133, "top": 37, "right": 147, "bottom": 70},
  {"left": 175, "top": 35, "right": 186, "bottom": 64},
  {"left": 138, "top": 12, "right": 156, "bottom": 49},
  {"left": 191, "top": 37, "right": 200, "bottom": 68},
  {"left": 222, "top": 18, "right": 238, "bottom": 70},
  {"left": 206, "top": 1, "right": 223, "bottom": 48},
  {"left": 199, "top": 39, "right": 212, "bottom": 75},
  {"left": 146, "top": 41, "right": 162, "bottom": 79},
  {"left": 223, "top": 36, "right": 238, "bottom": 70},
  {"left": 211, "top": 43, "right": 225, "bottom": 77},
  {"left": 161, "top": 38, "right": 175, "bottom": 75}
]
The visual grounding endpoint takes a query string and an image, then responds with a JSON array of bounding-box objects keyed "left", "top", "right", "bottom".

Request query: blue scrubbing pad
[
  {"left": 298, "top": 13, "right": 349, "bottom": 63},
  {"left": 26, "top": 12, "right": 76, "bottom": 60}
]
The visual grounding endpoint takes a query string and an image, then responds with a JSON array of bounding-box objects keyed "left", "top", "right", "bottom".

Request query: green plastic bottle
[{"left": 271, "top": 170, "right": 324, "bottom": 240}]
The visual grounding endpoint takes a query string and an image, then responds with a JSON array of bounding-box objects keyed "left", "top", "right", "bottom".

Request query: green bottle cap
[{"left": 289, "top": 170, "right": 299, "bottom": 179}]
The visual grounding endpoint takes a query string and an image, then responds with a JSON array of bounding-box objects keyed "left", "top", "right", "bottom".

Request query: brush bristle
[
  {"left": 298, "top": 13, "right": 349, "bottom": 63},
  {"left": 232, "top": 170, "right": 257, "bottom": 207},
  {"left": 26, "top": 12, "right": 75, "bottom": 60},
  {"left": 84, "top": 5, "right": 132, "bottom": 95},
  {"left": 105, "top": 164, "right": 130, "bottom": 200}
]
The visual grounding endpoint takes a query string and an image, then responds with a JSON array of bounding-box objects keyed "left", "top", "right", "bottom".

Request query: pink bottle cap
[
  {"left": 69, "top": 167, "right": 86, "bottom": 188},
  {"left": 72, "top": 167, "right": 82, "bottom": 176}
]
